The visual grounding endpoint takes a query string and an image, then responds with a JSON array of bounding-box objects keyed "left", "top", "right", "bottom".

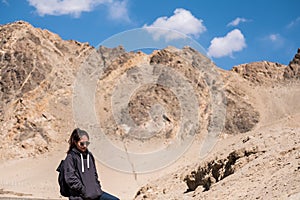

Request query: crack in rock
[{"left": 184, "top": 147, "right": 265, "bottom": 192}]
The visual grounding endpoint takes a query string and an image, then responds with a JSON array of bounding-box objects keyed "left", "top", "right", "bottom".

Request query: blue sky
[{"left": 0, "top": 0, "right": 299, "bottom": 70}]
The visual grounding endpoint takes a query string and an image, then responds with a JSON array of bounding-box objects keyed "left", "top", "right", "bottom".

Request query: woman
[{"left": 64, "top": 128, "right": 119, "bottom": 200}]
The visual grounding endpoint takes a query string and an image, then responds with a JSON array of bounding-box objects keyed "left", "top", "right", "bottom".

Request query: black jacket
[{"left": 64, "top": 148, "right": 103, "bottom": 200}]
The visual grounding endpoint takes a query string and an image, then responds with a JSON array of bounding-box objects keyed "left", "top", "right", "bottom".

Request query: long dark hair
[{"left": 67, "top": 128, "right": 90, "bottom": 154}]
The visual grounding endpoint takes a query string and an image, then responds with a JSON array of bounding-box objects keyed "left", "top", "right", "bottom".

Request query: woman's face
[{"left": 75, "top": 135, "right": 90, "bottom": 152}]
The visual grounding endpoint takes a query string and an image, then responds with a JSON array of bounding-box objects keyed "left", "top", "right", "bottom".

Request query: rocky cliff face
[
  {"left": 232, "top": 61, "right": 287, "bottom": 85},
  {"left": 0, "top": 21, "right": 299, "bottom": 160},
  {"left": 0, "top": 21, "right": 93, "bottom": 158},
  {"left": 232, "top": 50, "right": 300, "bottom": 84},
  {"left": 284, "top": 48, "right": 300, "bottom": 80}
]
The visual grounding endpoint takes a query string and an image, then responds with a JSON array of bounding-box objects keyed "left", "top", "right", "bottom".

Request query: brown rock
[
  {"left": 284, "top": 48, "right": 300, "bottom": 80},
  {"left": 232, "top": 61, "right": 287, "bottom": 85}
]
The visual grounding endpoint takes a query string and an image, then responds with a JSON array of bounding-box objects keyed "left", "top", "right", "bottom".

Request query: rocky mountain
[
  {"left": 134, "top": 52, "right": 300, "bottom": 199},
  {"left": 0, "top": 20, "right": 257, "bottom": 159},
  {"left": 0, "top": 21, "right": 299, "bottom": 199},
  {"left": 0, "top": 21, "right": 93, "bottom": 158}
]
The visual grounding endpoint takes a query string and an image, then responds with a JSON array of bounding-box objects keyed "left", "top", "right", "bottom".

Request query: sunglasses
[{"left": 79, "top": 141, "right": 90, "bottom": 147}]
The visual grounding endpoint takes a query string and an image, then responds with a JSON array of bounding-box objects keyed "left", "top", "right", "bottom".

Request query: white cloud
[
  {"left": 227, "top": 17, "right": 249, "bottom": 27},
  {"left": 27, "top": 0, "right": 129, "bottom": 20},
  {"left": 107, "top": 0, "right": 129, "bottom": 22},
  {"left": 287, "top": 17, "right": 300, "bottom": 29},
  {"left": 269, "top": 34, "right": 280, "bottom": 42},
  {"left": 143, "top": 8, "right": 206, "bottom": 41},
  {"left": 27, "top": 0, "right": 101, "bottom": 17},
  {"left": 265, "top": 33, "right": 284, "bottom": 49},
  {"left": 208, "top": 29, "right": 246, "bottom": 58},
  {"left": 2, "top": 0, "right": 9, "bottom": 5}
]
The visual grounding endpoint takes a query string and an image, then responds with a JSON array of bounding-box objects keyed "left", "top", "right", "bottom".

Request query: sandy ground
[{"left": 0, "top": 135, "right": 206, "bottom": 199}]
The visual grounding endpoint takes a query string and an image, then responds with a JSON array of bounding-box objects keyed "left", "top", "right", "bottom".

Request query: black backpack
[
  {"left": 56, "top": 152, "right": 80, "bottom": 197},
  {"left": 56, "top": 159, "right": 71, "bottom": 197}
]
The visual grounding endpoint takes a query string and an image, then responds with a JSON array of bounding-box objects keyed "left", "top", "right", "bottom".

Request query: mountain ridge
[{"left": 0, "top": 21, "right": 299, "bottom": 199}]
